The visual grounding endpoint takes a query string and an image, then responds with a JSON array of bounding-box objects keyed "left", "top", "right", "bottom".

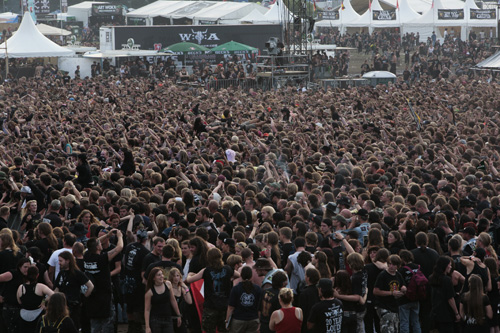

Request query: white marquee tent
[
  {"left": 239, "top": 9, "right": 269, "bottom": 24},
  {"left": 316, "top": 0, "right": 497, "bottom": 40},
  {"left": 126, "top": 1, "right": 267, "bottom": 25},
  {"left": 0, "top": 12, "right": 75, "bottom": 58}
]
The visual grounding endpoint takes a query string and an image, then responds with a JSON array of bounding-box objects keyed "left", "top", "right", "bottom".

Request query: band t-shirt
[{"left": 308, "top": 298, "right": 343, "bottom": 333}]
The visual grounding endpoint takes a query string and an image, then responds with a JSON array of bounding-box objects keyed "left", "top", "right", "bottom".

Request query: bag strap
[{"left": 56, "top": 316, "right": 67, "bottom": 329}]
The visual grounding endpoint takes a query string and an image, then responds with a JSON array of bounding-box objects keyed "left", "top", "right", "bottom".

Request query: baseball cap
[
  {"left": 223, "top": 238, "right": 236, "bottom": 247},
  {"left": 356, "top": 209, "right": 369, "bottom": 218}
]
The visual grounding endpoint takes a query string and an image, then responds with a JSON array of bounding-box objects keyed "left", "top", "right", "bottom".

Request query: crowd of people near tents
[{"left": 0, "top": 55, "right": 499, "bottom": 333}]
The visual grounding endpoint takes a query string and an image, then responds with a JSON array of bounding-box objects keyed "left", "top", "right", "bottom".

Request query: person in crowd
[
  {"left": 16, "top": 265, "right": 54, "bottom": 332},
  {"left": 460, "top": 274, "right": 493, "bottom": 332},
  {"left": 35, "top": 292, "right": 78, "bottom": 333},
  {"left": 83, "top": 230, "right": 123, "bottom": 332},
  {"left": 0, "top": 257, "right": 32, "bottom": 333},
  {"left": 226, "top": 266, "right": 262, "bottom": 333},
  {"left": 168, "top": 267, "right": 192, "bottom": 333},
  {"left": 269, "top": 287, "right": 302, "bottom": 333},
  {"left": 187, "top": 247, "right": 236, "bottom": 333},
  {"left": 144, "top": 267, "right": 182, "bottom": 333},
  {"left": 307, "top": 278, "right": 343, "bottom": 333},
  {"left": 429, "top": 256, "right": 461, "bottom": 333},
  {"left": 373, "top": 254, "right": 407, "bottom": 332},
  {"left": 54, "top": 250, "right": 94, "bottom": 330}
]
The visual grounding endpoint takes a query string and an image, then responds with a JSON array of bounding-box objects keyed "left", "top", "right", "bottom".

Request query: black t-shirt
[
  {"left": 308, "top": 299, "right": 343, "bottom": 333},
  {"left": 260, "top": 287, "right": 281, "bottom": 333},
  {"left": 202, "top": 265, "right": 233, "bottom": 310},
  {"left": 411, "top": 247, "right": 439, "bottom": 278},
  {"left": 430, "top": 275, "right": 455, "bottom": 323},
  {"left": 67, "top": 204, "right": 81, "bottom": 222},
  {"left": 0, "top": 249, "right": 23, "bottom": 274},
  {"left": 27, "top": 238, "right": 53, "bottom": 264},
  {"left": 281, "top": 242, "right": 295, "bottom": 265},
  {"left": 299, "top": 285, "right": 320, "bottom": 332},
  {"left": 76, "top": 163, "right": 93, "bottom": 187},
  {"left": 228, "top": 282, "right": 262, "bottom": 320},
  {"left": 83, "top": 252, "right": 112, "bottom": 318},
  {"left": 145, "top": 260, "right": 182, "bottom": 282},
  {"left": 122, "top": 242, "right": 149, "bottom": 282},
  {"left": 374, "top": 269, "right": 405, "bottom": 312},
  {"left": 142, "top": 252, "right": 161, "bottom": 274},
  {"left": 55, "top": 269, "right": 89, "bottom": 304},
  {"left": 43, "top": 212, "right": 62, "bottom": 228},
  {"left": 188, "top": 255, "right": 204, "bottom": 274},
  {"left": 22, "top": 213, "right": 42, "bottom": 231},
  {"left": 351, "top": 269, "right": 367, "bottom": 312},
  {"left": 83, "top": 252, "right": 111, "bottom": 293},
  {"left": 2, "top": 269, "right": 24, "bottom": 306}
]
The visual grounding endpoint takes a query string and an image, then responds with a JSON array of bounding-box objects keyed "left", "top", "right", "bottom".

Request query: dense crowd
[{"left": 0, "top": 56, "right": 498, "bottom": 333}]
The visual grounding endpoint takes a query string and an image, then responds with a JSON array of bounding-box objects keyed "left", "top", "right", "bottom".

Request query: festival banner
[
  {"left": 92, "top": 4, "right": 122, "bottom": 16},
  {"left": 318, "top": 11, "right": 339, "bottom": 20},
  {"left": 372, "top": 10, "right": 396, "bottom": 20},
  {"left": 470, "top": 9, "right": 496, "bottom": 20},
  {"left": 438, "top": 9, "right": 464, "bottom": 20}
]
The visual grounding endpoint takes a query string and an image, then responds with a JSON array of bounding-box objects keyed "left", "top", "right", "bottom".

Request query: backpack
[
  {"left": 39, "top": 315, "right": 66, "bottom": 333},
  {"left": 403, "top": 265, "right": 428, "bottom": 301}
]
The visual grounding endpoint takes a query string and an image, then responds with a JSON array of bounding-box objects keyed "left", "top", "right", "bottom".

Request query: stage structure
[{"left": 255, "top": 0, "right": 314, "bottom": 90}]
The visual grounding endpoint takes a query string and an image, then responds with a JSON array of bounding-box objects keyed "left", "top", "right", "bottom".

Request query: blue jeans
[{"left": 399, "top": 301, "right": 421, "bottom": 333}]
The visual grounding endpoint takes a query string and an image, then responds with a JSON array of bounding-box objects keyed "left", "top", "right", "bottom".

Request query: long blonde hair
[
  {"left": 166, "top": 238, "right": 182, "bottom": 262},
  {"left": 464, "top": 274, "right": 486, "bottom": 325},
  {"left": 21, "top": 200, "right": 37, "bottom": 219}
]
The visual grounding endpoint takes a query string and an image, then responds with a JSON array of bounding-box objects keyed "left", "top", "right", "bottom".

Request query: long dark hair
[
  {"left": 59, "top": 251, "right": 79, "bottom": 275},
  {"left": 333, "top": 270, "right": 352, "bottom": 295},
  {"left": 240, "top": 266, "right": 253, "bottom": 293},
  {"left": 45, "top": 292, "right": 69, "bottom": 323},
  {"left": 429, "top": 256, "right": 450, "bottom": 286},
  {"left": 189, "top": 236, "right": 208, "bottom": 268}
]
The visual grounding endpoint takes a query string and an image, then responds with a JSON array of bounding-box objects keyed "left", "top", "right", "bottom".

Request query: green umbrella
[
  {"left": 161, "top": 42, "right": 210, "bottom": 55},
  {"left": 210, "top": 41, "right": 259, "bottom": 55}
]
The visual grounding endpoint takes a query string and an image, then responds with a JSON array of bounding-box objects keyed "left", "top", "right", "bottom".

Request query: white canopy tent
[
  {"left": 191, "top": 2, "right": 267, "bottom": 25},
  {"left": 0, "top": 12, "right": 19, "bottom": 23},
  {"left": 369, "top": 0, "right": 400, "bottom": 30},
  {"left": 398, "top": 0, "right": 421, "bottom": 23},
  {"left": 126, "top": 1, "right": 267, "bottom": 25},
  {"left": 403, "top": 0, "right": 471, "bottom": 41},
  {"left": 464, "top": 0, "right": 497, "bottom": 38},
  {"left": 68, "top": 1, "right": 108, "bottom": 27},
  {"left": 315, "top": 0, "right": 360, "bottom": 32},
  {"left": 0, "top": 12, "right": 75, "bottom": 58},
  {"left": 36, "top": 23, "right": 72, "bottom": 36},
  {"left": 264, "top": 0, "right": 294, "bottom": 24},
  {"left": 239, "top": 9, "right": 269, "bottom": 24}
]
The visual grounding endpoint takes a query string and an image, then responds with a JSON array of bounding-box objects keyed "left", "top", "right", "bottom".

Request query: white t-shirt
[{"left": 47, "top": 248, "right": 72, "bottom": 280}]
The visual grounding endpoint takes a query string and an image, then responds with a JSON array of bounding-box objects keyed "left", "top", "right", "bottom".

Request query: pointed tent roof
[
  {"left": 265, "top": 0, "right": 293, "bottom": 24},
  {"left": 316, "top": 0, "right": 361, "bottom": 28},
  {"left": 239, "top": 9, "right": 268, "bottom": 23},
  {"left": 398, "top": 0, "right": 421, "bottom": 22},
  {"left": 346, "top": 1, "right": 371, "bottom": 27},
  {"left": 369, "top": 0, "right": 400, "bottom": 27},
  {"left": 0, "top": 12, "right": 75, "bottom": 58},
  {"left": 36, "top": 23, "right": 72, "bottom": 36},
  {"left": 466, "top": 0, "right": 495, "bottom": 27}
]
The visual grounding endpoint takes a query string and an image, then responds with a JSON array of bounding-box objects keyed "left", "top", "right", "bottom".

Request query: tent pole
[{"left": 4, "top": 36, "right": 8, "bottom": 80}]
